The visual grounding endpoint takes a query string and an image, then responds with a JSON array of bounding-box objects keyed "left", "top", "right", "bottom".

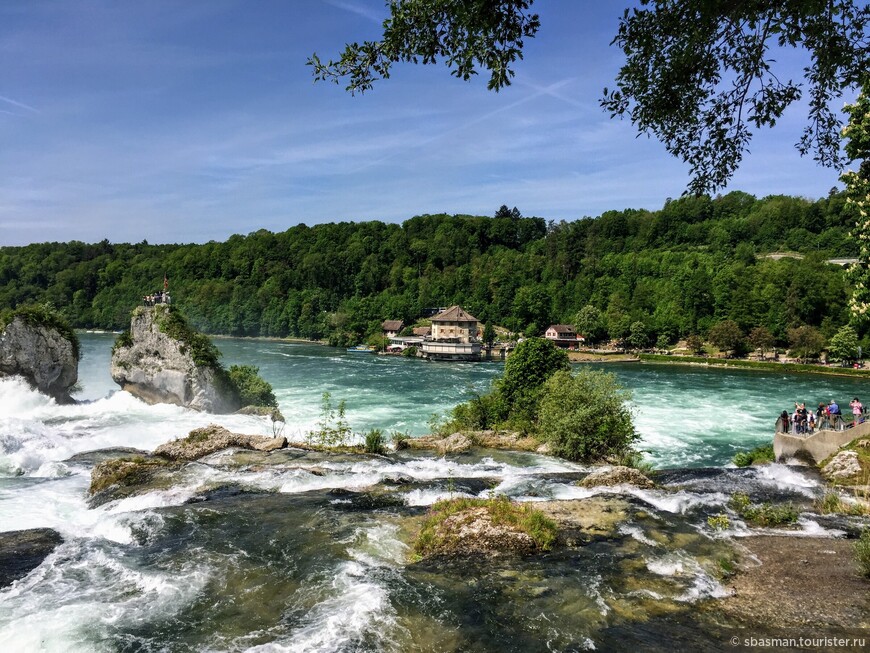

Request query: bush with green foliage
[
  {"left": 391, "top": 430, "right": 410, "bottom": 450},
  {"left": 537, "top": 368, "right": 638, "bottom": 462},
  {"left": 364, "top": 428, "right": 387, "bottom": 455},
  {"left": 227, "top": 365, "right": 277, "bottom": 408},
  {"left": 309, "top": 391, "right": 352, "bottom": 447},
  {"left": 729, "top": 492, "right": 798, "bottom": 527},
  {"left": 498, "top": 337, "right": 569, "bottom": 424},
  {"left": 733, "top": 444, "right": 775, "bottom": 467},
  {"left": 401, "top": 345, "right": 417, "bottom": 358},
  {"left": 707, "top": 513, "right": 730, "bottom": 531},
  {"left": 1, "top": 303, "right": 81, "bottom": 360}
]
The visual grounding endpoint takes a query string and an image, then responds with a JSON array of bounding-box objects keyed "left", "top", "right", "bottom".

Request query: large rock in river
[
  {"left": 0, "top": 528, "right": 63, "bottom": 588},
  {"left": 0, "top": 315, "right": 78, "bottom": 402},
  {"left": 111, "top": 305, "right": 239, "bottom": 413},
  {"left": 154, "top": 424, "right": 287, "bottom": 461}
]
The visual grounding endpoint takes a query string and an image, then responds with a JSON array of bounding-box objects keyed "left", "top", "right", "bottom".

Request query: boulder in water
[
  {"left": 0, "top": 528, "right": 63, "bottom": 588},
  {"left": 413, "top": 496, "right": 558, "bottom": 558},
  {"left": 88, "top": 455, "right": 179, "bottom": 505},
  {"left": 0, "top": 312, "right": 78, "bottom": 403},
  {"left": 110, "top": 305, "right": 239, "bottom": 413},
  {"left": 154, "top": 424, "right": 287, "bottom": 461},
  {"left": 578, "top": 465, "right": 655, "bottom": 489}
]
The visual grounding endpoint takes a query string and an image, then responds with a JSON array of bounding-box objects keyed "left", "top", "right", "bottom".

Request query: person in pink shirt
[{"left": 850, "top": 397, "right": 864, "bottom": 425}]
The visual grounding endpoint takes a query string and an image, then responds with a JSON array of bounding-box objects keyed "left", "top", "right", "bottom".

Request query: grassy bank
[{"left": 638, "top": 353, "right": 870, "bottom": 378}]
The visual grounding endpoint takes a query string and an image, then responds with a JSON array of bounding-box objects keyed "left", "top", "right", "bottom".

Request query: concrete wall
[{"left": 774, "top": 420, "right": 870, "bottom": 463}]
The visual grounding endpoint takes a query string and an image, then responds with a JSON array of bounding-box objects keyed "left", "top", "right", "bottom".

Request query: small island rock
[
  {"left": 111, "top": 306, "right": 238, "bottom": 413},
  {"left": 578, "top": 465, "right": 656, "bottom": 489},
  {"left": 0, "top": 315, "right": 78, "bottom": 402}
]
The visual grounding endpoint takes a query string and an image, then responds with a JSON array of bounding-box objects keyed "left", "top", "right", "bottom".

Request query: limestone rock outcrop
[
  {"left": 822, "top": 450, "right": 863, "bottom": 480},
  {"left": 578, "top": 465, "right": 656, "bottom": 489},
  {"left": 0, "top": 315, "right": 78, "bottom": 402},
  {"left": 154, "top": 424, "right": 287, "bottom": 461},
  {"left": 111, "top": 306, "right": 239, "bottom": 413}
]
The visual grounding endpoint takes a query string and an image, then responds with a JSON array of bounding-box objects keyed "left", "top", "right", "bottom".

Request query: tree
[
  {"left": 498, "top": 337, "right": 569, "bottom": 423},
  {"left": 537, "top": 368, "right": 638, "bottom": 462},
  {"left": 627, "top": 320, "right": 649, "bottom": 351},
  {"left": 748, "top": 326, "right": 775, "bottom": 360},
  {"left": 308, "top": 0, "right": 540, "bottom": 93},
  {"left": 482, "top": 320, "right": 496, "bottom": 346},
  {"left": 573, "top": 305, "right": 607, "bottom": 345},
  {"left": 787, "top": 324, "right": 825, "bottom": 362},
  {"left": 844, "top": 82, "right": 870, "bottom": 322},
  {"left": 495, "top": 205, "right": 522, "bottom": 219},
  {"left": 312, "top": 0, "right": 870, "bottom": 194},
  {"left": 603, "top": 1, "right": 870, "bottom": 194},
  {"left": 828, "top": 324, "right": 859, "bottom": 364},
  {"left": 707, "top": 320, "right": 745, "bottom": 357},
  {"left": 685, "top": 334, "right": 705, "bottom": 356}
]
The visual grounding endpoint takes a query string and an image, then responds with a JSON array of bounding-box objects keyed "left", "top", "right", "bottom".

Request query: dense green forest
[{"left": 0, "top": 191, "right": 862, "bottom": 347}]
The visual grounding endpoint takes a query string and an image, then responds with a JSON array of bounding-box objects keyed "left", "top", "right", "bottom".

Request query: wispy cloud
[
  {"left": 323, "top": 0, "right": 384, "bottom": 24},
  {"left": 0, "top": 94, "right": 39, "bottom": 114}
]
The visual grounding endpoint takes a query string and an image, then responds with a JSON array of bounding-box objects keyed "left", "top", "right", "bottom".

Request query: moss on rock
[{"left": 413, "top": 496, "right": 558, "bottom": 558}]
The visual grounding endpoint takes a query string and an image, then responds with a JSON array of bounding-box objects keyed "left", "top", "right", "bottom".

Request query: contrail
[{"left": 0, "top": 95, "right": 40, "bottom": 114}]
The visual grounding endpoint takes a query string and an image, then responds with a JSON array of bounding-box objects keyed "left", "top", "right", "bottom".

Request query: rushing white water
[{"left": 0, "top": 333, "right": 859, "bottom": 651}]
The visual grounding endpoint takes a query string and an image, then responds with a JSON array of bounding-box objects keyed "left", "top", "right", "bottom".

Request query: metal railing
[{"left": 776, "top": 414, "right": 857, "bottom": 436}]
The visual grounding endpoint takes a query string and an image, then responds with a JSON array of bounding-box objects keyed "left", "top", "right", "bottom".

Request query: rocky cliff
[
  {"left": 0, "top": 314, "right": 79, "bottom": 403},
  {"left": 111, "top": 305, "right": 240, "bottom": 413}
]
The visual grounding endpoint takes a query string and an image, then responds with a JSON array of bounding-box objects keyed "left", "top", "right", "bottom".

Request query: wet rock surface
[
  {"left": 88, "top": 454, "right": 180, "bottom": 507},
  {"left": 714, "top": 535, "right": 870, "bottom": 630},
  {"left": 0, "top": 528, "right": 63, "bottom": 588},
  {"left": 0, "top": 316, "right": 78, "bottom": 402}
]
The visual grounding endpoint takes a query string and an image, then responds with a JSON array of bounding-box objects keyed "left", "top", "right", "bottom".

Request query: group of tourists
[
  {"left": 779, "top": 397, "right": 865, "bottom": 434},
  {"left": 142, "top": 290, "right": 171, "bottom": 306}
]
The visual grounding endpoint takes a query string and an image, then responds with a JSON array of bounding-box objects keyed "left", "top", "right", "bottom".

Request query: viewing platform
[{"left": 774, "top": 417, "right": 870, "bottom": 463}]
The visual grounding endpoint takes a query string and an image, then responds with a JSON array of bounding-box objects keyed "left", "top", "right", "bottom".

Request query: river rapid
[{"left": 0, "top": 333, "right": 867, "bottom": 651}]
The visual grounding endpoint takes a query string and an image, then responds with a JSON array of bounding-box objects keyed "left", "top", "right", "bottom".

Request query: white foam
[
  {"left": 618, "top": 524, "right": 658, "bottom": 546},
  {"left": 749, "top": 463, "right": 820, "bottom": 498}
]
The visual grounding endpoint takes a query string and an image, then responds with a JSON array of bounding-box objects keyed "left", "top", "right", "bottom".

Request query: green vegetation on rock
[
  {"left": 227, "top": 365, "right": 277, "bottom": 408},
  {"left": 729, "top": 492, "right": 799, "bottom": 528},
  {"left": 733, "top": 444, "right": 775, "bottom": 467},
  {"left": 445, "top": 338, "right": 639, "bottom": 463},
  {"left": 364, "top": 428, "right": 387, "bottom": 455},
  {"left": 0, "top": 303, "right": 81, "bottom": 360},
  {"left": 89, "top": 456, "right": 174, "bottom": 495},
  {"left": 413, "top": 495, "right": 558, "bottom": 558},
  {"left": 156, "top": 305, "right": 223, "bottom": 369}
]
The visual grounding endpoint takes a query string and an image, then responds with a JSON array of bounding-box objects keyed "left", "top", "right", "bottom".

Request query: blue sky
[{"left": 0, "top": 0, "right": 847, "bottom": 246}]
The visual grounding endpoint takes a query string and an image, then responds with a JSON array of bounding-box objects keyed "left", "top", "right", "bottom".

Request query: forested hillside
[{"left": 0, "top": 191, "right": 860, "bottom": 347}]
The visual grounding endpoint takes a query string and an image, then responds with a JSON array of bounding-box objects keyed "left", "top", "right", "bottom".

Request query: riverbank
[{"left": 639, "top": 353, "right": 870, "bottom": 379}]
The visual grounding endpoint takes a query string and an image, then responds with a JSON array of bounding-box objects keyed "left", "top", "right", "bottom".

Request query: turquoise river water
[{"left": 0, "top": 333, "right": 867, "bottom": 651}]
